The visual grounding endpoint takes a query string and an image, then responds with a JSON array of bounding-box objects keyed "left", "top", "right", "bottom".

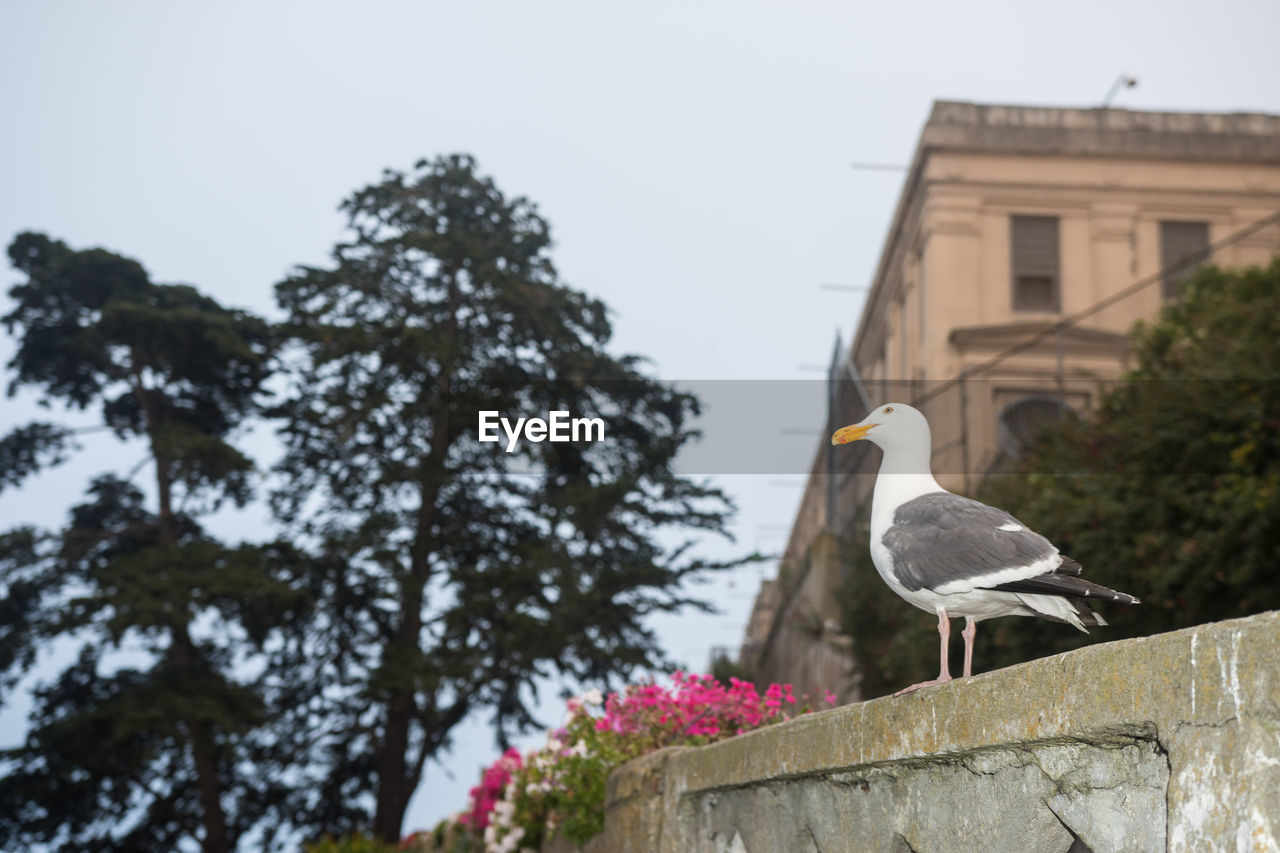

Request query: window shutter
[
  {"left": 1010, "top": 215, "right": 1060, "bottom": 312},
  {"left": 1160, "top": 221, "right": 1209, "bottom": 299}
]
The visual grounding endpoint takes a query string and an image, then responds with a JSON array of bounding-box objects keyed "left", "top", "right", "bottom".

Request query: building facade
[{"left": 741, "top": 101, "right": 1280, "bottom": 701}]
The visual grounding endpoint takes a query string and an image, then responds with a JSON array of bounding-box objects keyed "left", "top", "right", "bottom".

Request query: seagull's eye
[{"left": 884, "top": 406, "right": 894, "bottom": 414}]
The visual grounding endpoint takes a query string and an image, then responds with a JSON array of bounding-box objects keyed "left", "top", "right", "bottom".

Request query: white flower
[
  {"left": 567, "top": 739, "right": 590, "bottom": 758},
  {"left": 535, "top": 742, "right": 565, "bottom": 768},
  {"left": 582, "top": 688, "right": 603, "bottom": 706},
  {"left": 496, "top": 825, "right": 525, "bottom": 853}
]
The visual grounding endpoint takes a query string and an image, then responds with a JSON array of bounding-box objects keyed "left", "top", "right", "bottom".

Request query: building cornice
[
  {"left": 949, "top": 322, "right": 1130, "bottom": 357},
  {"left": 925, "top": 101, "right": 1280, "bottom": 165}
]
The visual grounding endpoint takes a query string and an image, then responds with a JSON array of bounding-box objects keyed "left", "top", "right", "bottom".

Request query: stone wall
[{"left": 593, "top": 611, "right": 1280, "bottom": 852}]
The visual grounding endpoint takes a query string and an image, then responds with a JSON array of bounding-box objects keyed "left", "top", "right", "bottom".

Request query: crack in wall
[
  {"left": 689, "top": 735, "right": 1168, "bottom": 853},
  {"left": 682, "top": 725, "right": 1165, "bottom": 801},
  {"left": 1047, "top": 805, "right": 1096, "bottom": 853},
  {"left": 801, "top": 821, "right": 820, "bottom": 853},
  {"left": 891, "top": 833, "right": 918, "bottom": 853},
  {"left": 1154, "top": 729, "right": 1173, "bottom": 850}
]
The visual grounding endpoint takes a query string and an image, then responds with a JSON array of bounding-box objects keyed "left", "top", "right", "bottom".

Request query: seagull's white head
[{"left": 830, "top": 403, "right": 932, "bottom": 454}]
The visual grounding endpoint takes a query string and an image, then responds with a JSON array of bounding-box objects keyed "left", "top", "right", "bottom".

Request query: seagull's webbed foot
[
  {"left": 893, "top": 608, "right": 955, "bottom": 696},
  {"left": 892, "top": 674, "right": 953, "bottom": 696}
]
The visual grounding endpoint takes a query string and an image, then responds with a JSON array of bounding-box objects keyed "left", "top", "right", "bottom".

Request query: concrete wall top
[{"left": 601, "top": 610, "right": 1280, "bottom": 852}]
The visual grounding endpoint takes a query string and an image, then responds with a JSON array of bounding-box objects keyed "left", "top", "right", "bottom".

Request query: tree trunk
[
  {"left": 372, "top": 688, "right": 414, "bottom": 842},
  {"left": 372, "top": 467, "right": 446, "bottom": 842},
  {"left": 373, "top": 274, "right": 460, "bottom": 844},
  {"left": 134, "top": 366, "right": 231, "bottom": 853},
  {"left": 172, "top": 626, "right": 233, "bottom": 853},
  {"left": 162, "top": 488, "right": 232, "bottom": 853},
  {"left": 372, "top": 533, "right": 429, "bottom": 843}
]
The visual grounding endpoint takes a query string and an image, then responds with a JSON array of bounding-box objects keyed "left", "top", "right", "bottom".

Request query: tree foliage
[
  {"left": 841, "top": 260, "right": 1280, "bottom": 695},
  {"left": 0, "top": 233, "right": 303, "bottom": 853},
  {"left": 0, "top": 422, "right": 76, "bottom": 492},
  {"left": 268, "top": 154, "right": 745, "bottom": 842},
  {"left": 1, "top": 157, "right": 750, "bottom": 849}
]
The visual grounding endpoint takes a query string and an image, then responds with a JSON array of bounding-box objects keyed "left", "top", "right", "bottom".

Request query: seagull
[{"left": 831, "top": 403, "right": 1139, "bottom": 695}]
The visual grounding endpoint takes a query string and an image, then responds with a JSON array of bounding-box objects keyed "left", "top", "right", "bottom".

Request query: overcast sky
[{"left": 2, "top": 0, "right": 1279, "bottom": 837}]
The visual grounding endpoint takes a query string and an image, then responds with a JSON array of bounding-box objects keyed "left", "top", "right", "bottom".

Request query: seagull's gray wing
[{"left": 881, "top": 492, "right": 1059, "bottom": 593}]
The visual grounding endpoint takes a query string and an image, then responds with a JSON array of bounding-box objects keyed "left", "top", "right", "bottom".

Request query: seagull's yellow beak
[{"left": 831, "top": 422, "right": 878, "bottom": 446}]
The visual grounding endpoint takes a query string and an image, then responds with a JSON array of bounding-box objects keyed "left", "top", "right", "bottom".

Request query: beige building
[{"left": 740, "top": 100, "right": 1280, "bottom": 701}]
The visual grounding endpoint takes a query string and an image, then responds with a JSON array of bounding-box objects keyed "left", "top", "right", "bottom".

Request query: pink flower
[{"left": 460, "top": 748, "right": 523, "bottom": 829}]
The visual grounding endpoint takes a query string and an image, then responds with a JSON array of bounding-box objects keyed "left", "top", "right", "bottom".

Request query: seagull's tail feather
[
  {"left": 1056, "top": 557, "right": 1084, "bottom": 577},
  {"left": 986, "top": 572, "right": 1141, "bottom": 606},
  {"left": 1000, "top": 560, "right": 1138, "bottom": 632},
  {"left": 1012, "top": 593, "right": 1106, "bottom": 632}
]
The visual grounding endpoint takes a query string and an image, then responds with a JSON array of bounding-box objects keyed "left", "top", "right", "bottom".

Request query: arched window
[{"left": 997, "top": 396, "right": 1078, "bottom": 461}]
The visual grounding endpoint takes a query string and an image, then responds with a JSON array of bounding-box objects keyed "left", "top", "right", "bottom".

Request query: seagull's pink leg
[
  {"left": 893, "top": 608, "right": 953, "bottom": 695},
  {"left": 962, "top": 616, "right": 977, "bottom": 678},
  {"left": 938, "top": 609, "right": 951, "bottom": 679}
]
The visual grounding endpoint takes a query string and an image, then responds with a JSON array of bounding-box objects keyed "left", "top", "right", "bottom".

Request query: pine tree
[
  {"left": 269, "top": 155, "right": 746, "bottom": 842},
  {"left": 0, "top": 233, "right": 304, "bottom": 852}
]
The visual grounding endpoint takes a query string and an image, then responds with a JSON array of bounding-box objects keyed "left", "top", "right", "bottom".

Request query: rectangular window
[
  {"left": 1160, "top": 221, "right": 1209, "bottom": 299},
  {"left": 1011, "top": 215, "right": 1060, "bottom": 312}
]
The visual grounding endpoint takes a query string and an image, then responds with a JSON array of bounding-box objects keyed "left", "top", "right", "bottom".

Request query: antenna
[{"left": 850, "top": 162, "right": 908, "bottom": 172}]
